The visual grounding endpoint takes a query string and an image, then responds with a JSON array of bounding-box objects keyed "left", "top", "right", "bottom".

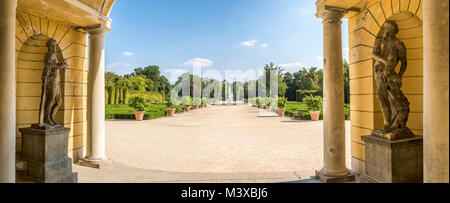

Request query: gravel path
[{"left": 74, "top": 105, "right": 351, "bottom": 183}]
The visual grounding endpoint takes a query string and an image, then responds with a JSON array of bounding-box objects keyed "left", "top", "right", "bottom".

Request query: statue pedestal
[
  {"left": 360, "top": 135, "right": 423, "bottom": 183},
  {"left": 19, "top": 127, "right": 78, "bottom": 183}
]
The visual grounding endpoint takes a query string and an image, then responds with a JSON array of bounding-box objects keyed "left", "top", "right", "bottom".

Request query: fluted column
[
  {"left": 423, "top": 0, "right": 449, "bottom": 183},
  {"left": 316, "top": 6, "right": 354, "bottom": 182},
  {"left": 84, "top": 25, "right": 110, "bottom": 164},
  {"left": 0, "top": 0, "right": 17, "bottom": 183}
]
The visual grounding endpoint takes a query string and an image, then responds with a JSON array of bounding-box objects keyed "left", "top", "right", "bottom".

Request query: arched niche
[
  {"left": 373, "top": 11, "right": 423, "bottom": 135},
  {"left": 16, "top": 34, "right": 66, "bottom": 153}
]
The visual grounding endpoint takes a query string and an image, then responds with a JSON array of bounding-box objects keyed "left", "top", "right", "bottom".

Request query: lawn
[{"left": 285, "top": 102, "right": 350, "bottom": 120}]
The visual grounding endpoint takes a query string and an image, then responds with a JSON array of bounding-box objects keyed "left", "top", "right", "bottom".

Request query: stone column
[
  {"left": 0, "top": 0, "right": 17, "bottom": 183},
  {"left": 423, "top": 0, "right": 449, "bottom": 183},
  {"left": 84, "top": 25, "right": 110, "bottom": 166},
  {"left": 316, "top": 6, "right": 354, "bottom": 182}
]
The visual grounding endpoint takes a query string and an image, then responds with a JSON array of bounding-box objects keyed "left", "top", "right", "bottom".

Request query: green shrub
[
  {"left": 303, "top": 95, "right": 323, "bottom": 112},
  {"left": 278, "top": 97, "right": 287, "bottom": 109},
  {"left": 181, "top": 96, "right": 192, "bottom": 106},
  {"left": 129, "top": 95, "right": 150, "bottom": 112},
  {"left": 193, "top": 98, "right": 202, "bottom": 106},
  {"left": 260, "top": 97, "right": 271, "bottom": 106}
]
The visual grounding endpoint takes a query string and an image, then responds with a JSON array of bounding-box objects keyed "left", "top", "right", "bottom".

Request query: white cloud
[
  {"left": 241, "top": 40, "right": 258, "bottom": 46},
  {"left": 180, "top": 58, "right": 214, "bottom": 68},
  {"left": 106, "top": 62, "right": 132, "bottom": 71},
  {"left": 278, "top": 62, "right": 305, "bottom": 73},
  {"left": 278, "top": 62, "right": 305, "bottom": 68},
  {"left": 122, "top": 51, "right": 133, "bottom": 56},
  {"left": 260, "top": 43, "right": 268, "bottom": 48},
  {"left": 316, "top": 56, "right": 324, "bottom": 61}
]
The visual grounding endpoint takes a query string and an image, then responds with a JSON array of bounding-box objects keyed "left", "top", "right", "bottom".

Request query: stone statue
[
  {"left": 372, "top": 20, "right": 413, "bottom": 140},
  {"left": 33, "top": 38, "right": 68, "bottom": 130}
]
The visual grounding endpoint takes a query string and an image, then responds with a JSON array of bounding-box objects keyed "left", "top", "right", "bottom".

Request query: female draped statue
[{"left": 372, "top": 20, "right": 414, "bottom": 140}]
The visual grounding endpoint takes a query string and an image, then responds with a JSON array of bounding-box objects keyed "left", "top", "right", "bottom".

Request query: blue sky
[{"left": 105, "top": 0, "right": 348, "bottom": 83}]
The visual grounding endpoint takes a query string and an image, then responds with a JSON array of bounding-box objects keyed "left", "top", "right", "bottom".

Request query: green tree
[
  {"left": 343, "top": 60, "right": 350, "bottom": 104},
  {"left": 127, "top": 75, "right": 151, "bottom": 92}
]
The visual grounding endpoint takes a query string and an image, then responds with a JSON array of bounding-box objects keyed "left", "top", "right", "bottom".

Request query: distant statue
[
  {"left": 372, "top": 20, "right": 413, "bottom": 140},
  {"left": 33, "top": 38, "right": 68, "bottom": 129}
]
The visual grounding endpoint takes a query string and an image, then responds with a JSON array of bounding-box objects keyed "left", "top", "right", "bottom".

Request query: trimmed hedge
[
  {"left": 106, "top": 104, "right": 168, "bottom": 120},
  {"left": 106, "top": 111, "right": 167, "bottom": 120},
  {"left": 284, "top": 101, "right": 349, "bottom": 120}
]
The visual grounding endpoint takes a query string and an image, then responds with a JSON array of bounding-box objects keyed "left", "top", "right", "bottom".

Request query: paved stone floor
[{"left": 74, "top": 105, "right": 351, "bottom": 183}]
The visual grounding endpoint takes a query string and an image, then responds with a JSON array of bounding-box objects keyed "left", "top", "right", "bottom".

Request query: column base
[
  {"left": 77, "top": 158, "right": 112, "bottom": 169},
  {"left": 315, "top": 170, "right": 356, "bottom": 183}
]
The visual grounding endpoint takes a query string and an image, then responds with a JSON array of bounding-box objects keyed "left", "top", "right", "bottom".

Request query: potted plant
[
  {"left": 256, "top": 97, "right": 264, "bottom": 109},
  {"left": 303, "top": 95, "right": 323, "bottom": 121},
  {"left": 249, "top": 98, "right": 256, "bottom": 107},
  {"left": 201, "top": 98, "right": 206, "bottom": 108},
  {"left": 278, "top": 97, "right": 287, "bottom": 117},
  {"left": 260, "top": 97, "right": 270, "bottom": 110},
  {"left": 167, "top": 101, "right": 176, "bottom": 117},
  {"left": 182, "top": 96, "right": 192, "bottom": 112},
  {"left": 129, "top": 95, "right": 149, "bottom": 121},
  {"left": 193, "top": 98, "right": 201, "bottom": 109}
]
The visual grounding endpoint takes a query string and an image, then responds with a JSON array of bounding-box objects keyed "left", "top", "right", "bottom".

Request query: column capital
[
  {"left": 86, "top": 24, "right": 111, "bottom": 36},
  {"left": 316, "top": 6, "right": 347, "bottom": 22}
]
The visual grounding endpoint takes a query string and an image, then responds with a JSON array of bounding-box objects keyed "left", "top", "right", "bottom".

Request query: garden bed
[
  {"left": 284, "top": 102, "right": 350, "bottom": 120},
  {"left": 106, "top": 104, "right": 174, "bottom": 120}
]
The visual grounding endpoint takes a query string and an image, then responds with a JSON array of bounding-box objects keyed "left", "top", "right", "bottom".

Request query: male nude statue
[
  {"left": 35, "top": 38, "right": 68, "bottom": 128},
  {"left": 372, "top": 20, "right": 413, "bottom": 139}
]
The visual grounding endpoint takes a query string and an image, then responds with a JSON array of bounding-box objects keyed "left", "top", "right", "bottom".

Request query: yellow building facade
[
  {"left": 316, "top": 0, "right": 448, "bottom": 182},
  {"left": 0, "top": 0, "right": 115, "bottom": 182},
  {"left": 347, "top": 0, "right": 424, "bottom": 174}
]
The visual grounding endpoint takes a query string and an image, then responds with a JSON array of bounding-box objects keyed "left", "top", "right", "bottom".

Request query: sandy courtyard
[{"left": 74, "top": 105, "right": 351, "bottom": 183}]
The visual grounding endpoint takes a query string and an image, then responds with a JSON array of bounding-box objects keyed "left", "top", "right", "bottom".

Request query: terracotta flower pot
[
  {"left": 134, "top": 111, "right": 145, "bottom": 121},
  {"left": 194, "top": 105, "right": 199, "bottom": 109},
  {"left": 202, "top": 104, "right": 206, "bottom": 108},
  {"left": 259, "top": 105, "right": 264, "bottom": 109},
  {"left": 168, "top": 109, "right": 176, "bottom": 117},
  {"left": 185, "top": 106, "right": 191, "bottom": 112},
  {"left": 253, "top": 104, "right": 257, "bottom": 108},
  {"left": 310, "top": 111, "right": 320, "bottom": 121},
  {"left": 265, "top": 106, "right": 272, "bottom": 111},
  {"left": 278, "top": 109, "right": 285, "bottom": 117}
]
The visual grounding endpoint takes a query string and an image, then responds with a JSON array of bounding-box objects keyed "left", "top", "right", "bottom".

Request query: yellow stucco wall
[
  {"left": 15, "top": 10, "right": 88, "bottom": 161},
  {"left": 347, "top": 0, "right": 423, "bottom": 174}
]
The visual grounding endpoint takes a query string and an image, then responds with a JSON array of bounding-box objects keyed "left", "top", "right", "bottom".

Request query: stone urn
[
  {"left": 134, "top": 111, "right": 145, "bottom": 121},
  {"left": 310, "top": 111, "right": 320, "bottom": 121},
  {"left": 278, "top": 109, "right": 285, "bottom": 117},
  {"left": 168, "top": 109, "right": 176, "bottom": 117},
  {"left": 185, "top": 106, "right": 191, "bottom": 112}
]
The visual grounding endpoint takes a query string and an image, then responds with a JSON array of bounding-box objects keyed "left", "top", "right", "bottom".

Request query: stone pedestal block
[
  {"left": 19, "top": 127, "right": 78, "bottom": 183},
  {"left": 361, "top": 135, "right": 423, "bottom": 183}
]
